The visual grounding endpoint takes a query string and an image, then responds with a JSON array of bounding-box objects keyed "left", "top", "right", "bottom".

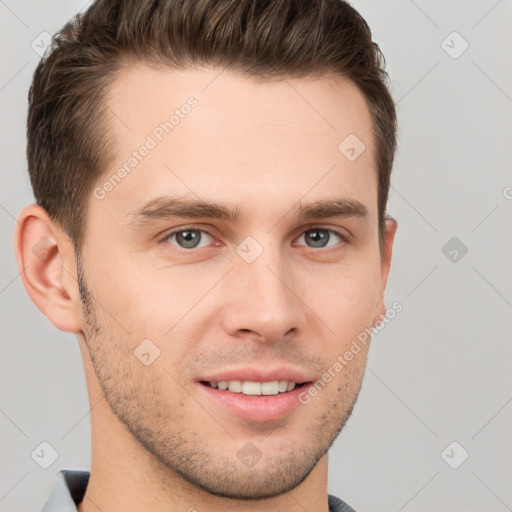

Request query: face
[{"left": 77, "top": 64, "right": 393, "bottom": 499}]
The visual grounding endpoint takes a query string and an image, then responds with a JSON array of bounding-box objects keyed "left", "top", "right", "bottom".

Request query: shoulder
[
  {"left": 40, "top": 469, "right": 90, "bottom": 512},
  {"left": 328, "top": 493, "right": 358, "bottom": 512}
]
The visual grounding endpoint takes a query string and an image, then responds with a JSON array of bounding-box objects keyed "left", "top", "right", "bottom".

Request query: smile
[{"left": 202, "top": 380, "right": 305, "bottom": 396}]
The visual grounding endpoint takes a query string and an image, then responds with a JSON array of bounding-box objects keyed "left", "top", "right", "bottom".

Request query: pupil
[
  {"left": 307, "top": 229, "right": 328, "bottom": 248},
  {"left": 177, "top": 230, "right": 200, "bottom": 248}
]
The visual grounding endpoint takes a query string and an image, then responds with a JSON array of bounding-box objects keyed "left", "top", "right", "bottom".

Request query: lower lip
[{"left": 197, "top": 382, "right": 310, "bottom": 422}]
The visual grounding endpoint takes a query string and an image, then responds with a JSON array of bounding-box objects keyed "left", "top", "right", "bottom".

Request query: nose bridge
[{"left": 225, "top": 236, "right": 302, "bottom": 340}]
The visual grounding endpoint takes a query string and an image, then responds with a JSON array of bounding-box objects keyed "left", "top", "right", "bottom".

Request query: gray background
[{"left": 1, "top": 1, "right": 511, "bottom": 511}]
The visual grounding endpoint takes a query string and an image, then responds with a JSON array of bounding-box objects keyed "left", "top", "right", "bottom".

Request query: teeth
[
  {"left": 207, "top": 380, "right": 299, "bottom": 396},
  {"left": 228, "top": 380, "right": 242, "bottom": 393},
  {"left": 261, "top": 381, "right": 279, "bottom": 395},
  {"left": 278, "top": 380, "right": 288, "bottom": 393},
  {"left": 242, "top": 381, "right": 261, "bottom": 395}
]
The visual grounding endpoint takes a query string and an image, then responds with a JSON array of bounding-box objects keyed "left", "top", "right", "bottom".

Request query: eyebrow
[{"left": 126, "top": 195, "right": 369, "bottom": 226}]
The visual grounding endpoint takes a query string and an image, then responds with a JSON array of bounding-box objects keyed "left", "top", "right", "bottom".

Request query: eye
[
  {"left": 160, "top": 226, "right": 347, "bottom": 253},
  {"left": 294, "top": 227, "right": 345, "bottom": 249},
  {"left": 163, "top": 228, "right": 214, "bottom": 250}
]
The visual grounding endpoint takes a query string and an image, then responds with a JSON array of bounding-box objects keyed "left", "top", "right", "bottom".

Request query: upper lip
[{"left": 198, "top": 367, "right": 314, "bottom": 384}]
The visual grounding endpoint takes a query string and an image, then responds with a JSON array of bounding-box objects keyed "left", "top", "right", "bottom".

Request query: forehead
[{"left": 93, "top": 63, "right": 377, "bottom": 225}]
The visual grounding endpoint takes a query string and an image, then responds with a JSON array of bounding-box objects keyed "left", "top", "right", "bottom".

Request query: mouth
[{"left": 196, "top": 372, "right": 313, "bottom": 422}]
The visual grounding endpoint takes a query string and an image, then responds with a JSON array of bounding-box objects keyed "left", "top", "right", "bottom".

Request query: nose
[{"left": 221, "top": 246, "right": 304, "bottom": 343}]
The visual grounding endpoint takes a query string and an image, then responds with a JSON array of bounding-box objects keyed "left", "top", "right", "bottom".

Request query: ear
[
  {"left": 13, "top": 204, "right": 83, "bottom": 332},
  {"left": 375, "top": 216, "right": 398, "bottom": 321}
]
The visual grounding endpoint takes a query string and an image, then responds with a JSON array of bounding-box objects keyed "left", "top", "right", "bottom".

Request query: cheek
[
  {"left": 83, "top": 259, "right": 216, "bottom": 369},
  {"left": 310, "top": 261, "right": 381, "bottom": 337},
  {"left": 82, "top": 247, "right": 171, "bottom": 331}
]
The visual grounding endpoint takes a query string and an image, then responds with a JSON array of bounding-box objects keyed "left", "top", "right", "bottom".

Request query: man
[{"left": 14, "top": 0, "right": 398, "bottom": 511}]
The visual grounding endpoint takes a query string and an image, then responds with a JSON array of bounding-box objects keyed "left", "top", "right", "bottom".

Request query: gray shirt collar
[{"left": 41, "top": 470, "right": 89, "bottom": 512}]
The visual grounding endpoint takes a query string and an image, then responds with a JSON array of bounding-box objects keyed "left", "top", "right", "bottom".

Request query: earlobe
[{"left": 13, "top": 204, "right": 83, "bottom": 333}]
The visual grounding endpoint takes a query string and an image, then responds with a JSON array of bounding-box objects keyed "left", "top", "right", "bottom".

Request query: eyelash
[{"left": 158, "top": 226, "right": 348, "bottom": 253}]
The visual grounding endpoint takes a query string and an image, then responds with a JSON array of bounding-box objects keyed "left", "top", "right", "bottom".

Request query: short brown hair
[{"left": 27, "top": 0, "right": 397, "bottom": 255}]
